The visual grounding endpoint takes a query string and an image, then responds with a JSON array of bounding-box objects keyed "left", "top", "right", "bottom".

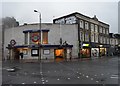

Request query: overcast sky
[{"left": 1, "top": 0, "right": 119, "bottom": 33}]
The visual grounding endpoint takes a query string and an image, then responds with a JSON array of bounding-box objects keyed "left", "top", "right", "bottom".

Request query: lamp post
[{"left": 34, "top": 10, "right": 41, "bottom": 61}]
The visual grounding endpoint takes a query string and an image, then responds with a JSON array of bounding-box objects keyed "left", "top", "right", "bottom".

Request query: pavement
[{"left": 2, "top": 56, "right": 119, "bottom": 85}]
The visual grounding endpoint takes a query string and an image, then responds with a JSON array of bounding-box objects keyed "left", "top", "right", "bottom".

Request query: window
[
  {"left": 107, "top": 38, "right": 109, "bottom": 44},
  {"left": 91, "top": 33, "right": 94, "bottom": 42},
  {"left": 80, "top": 31, "right": 84, "bottom": 41},
  {"left": 31, "top": 49, "right": 39, "bottom": 56},
  {"left": 106, "top": 29, "right": 109, "bottom": 35},
  {"left": 100, "top": 36, "right": 102, "bottom": 43},
  {"left": 95, "top": 33, "right": 98, "bottom": 43},
  {"left": 85, "top": 22, "right": 89, "bottom": 29},
  {"left": 95, "top": 25, "right": 98, "bottom": 33},
  {"left": 42, "top": 32, "right": 48, "bottom": 44},
  {"left": 104, "top": 37, "right": 106, "bottom": 44},
  {"left": 91, "top": 24, "right": 94, "bottom": 32},
  {"left": 80, "top": 20, "right": 84, "bottom": 28},
  {"left": 99, "top": 26, "right": 103, "bottom": 33},
  {"left": 85, "top": 32, "right": 89, "bottom": 42},
  {"left": 24, "top": 33, "right": 28, "bottom": 44},
  {"left": 103, "top": 28, "right": 106, "bottom": 34}
]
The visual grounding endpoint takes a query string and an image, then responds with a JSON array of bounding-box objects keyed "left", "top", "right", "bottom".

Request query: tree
[{"left": 2, "top": 17, "right": 19, "bottom": 29}]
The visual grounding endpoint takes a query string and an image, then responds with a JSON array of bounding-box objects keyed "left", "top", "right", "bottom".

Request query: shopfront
[
  {"left": 80, "top": 43, "right": 90, "bottom": 58},
  {"left": 91, "top": 48, "right": 99, "bottom": 57},
  {"left": 7, "top": 44, "right": 73, "bottom": 61},
  {"left": 99, "top": 45, "right": 107, "bottom": 57}
]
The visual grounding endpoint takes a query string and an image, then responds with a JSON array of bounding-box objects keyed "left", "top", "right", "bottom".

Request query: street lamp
[{"left": 34, "top": 10, "right": 41, "bottom": 61}]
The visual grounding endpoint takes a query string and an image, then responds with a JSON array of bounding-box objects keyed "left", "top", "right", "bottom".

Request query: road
[{"left": 2, "top": 56, "right": 119, "bottom": 85}]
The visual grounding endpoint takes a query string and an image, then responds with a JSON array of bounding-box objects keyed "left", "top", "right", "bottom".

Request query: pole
[
  {"left": 2, "top": 24, "right": 4, "bottom": 60},
  {"left": 39, "top": 13, "right": 41, "bottom": 61}
]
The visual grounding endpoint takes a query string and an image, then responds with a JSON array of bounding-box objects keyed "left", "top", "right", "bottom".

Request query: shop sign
[
  {"left": 10, "top": 39, "right": 16, "bottom": 46},
  {"left": 82, "top": 44, "right": 89, "bottom": 47},
  {"left": 31, "top": 33, "right": 40, "bottom": 42},
  {"left": 54, "top": 16, "right": 76, "bottom": 24}
]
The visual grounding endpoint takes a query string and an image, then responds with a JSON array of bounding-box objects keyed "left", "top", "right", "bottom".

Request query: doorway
[{"left": 54, "top": 49, "right": 64, "bottom": 61}]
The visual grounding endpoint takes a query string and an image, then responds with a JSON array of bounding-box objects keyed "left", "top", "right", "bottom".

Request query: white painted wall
[{"left": 4, "top": 23, "right": 78, "bottom": 59}]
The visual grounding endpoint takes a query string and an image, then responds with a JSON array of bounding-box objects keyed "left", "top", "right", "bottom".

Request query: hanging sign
[
  {"left": 31, "top": 33, "right": 40, "bottom": 42},
  {"left": 10, "top": 39, "right": 16, "bottom": 46}
]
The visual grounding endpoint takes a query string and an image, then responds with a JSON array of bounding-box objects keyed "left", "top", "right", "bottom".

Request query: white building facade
[{"left": 4, "top": 23, "right": 78, "bottom": 61}]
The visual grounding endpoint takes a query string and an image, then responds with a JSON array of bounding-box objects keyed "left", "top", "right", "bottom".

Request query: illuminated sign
[{"left": 83, "top": 44, "right": 89, "bottom": 47}]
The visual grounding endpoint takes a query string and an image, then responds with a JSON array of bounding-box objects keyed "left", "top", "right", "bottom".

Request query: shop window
[
  {"left": 80, "top": 48, "right": 90, "bottom": 58},
  {"left": 42, "top": 32, "right": 48, "bottom": 44},
  {"left": 31, "top": 49, "right": 39, "bottom": 56},
  {"left": 91, "top": 48, "right": 99, "bottom": 57},
  {"left": 100, "top": 48, "right": 106, "bottom": 56}
]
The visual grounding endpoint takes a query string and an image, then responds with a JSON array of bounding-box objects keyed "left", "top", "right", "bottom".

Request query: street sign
[{"left": 10, "top": 39, "right": 16, "bottom": 46}]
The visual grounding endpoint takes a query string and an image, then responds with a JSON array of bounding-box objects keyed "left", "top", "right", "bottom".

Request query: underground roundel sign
[
  {"left": 31, "top": 33, "right": 40, "bottom": 42},
  {"left": 10, "top": 39, "right": 16, "bottom": 46}
]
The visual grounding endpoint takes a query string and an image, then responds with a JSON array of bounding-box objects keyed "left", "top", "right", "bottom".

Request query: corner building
[
  {"left": 53, "top": 12, "right": 110, "bottom": 59},
  {"left": 4, "top": 12, "right": 110, "bottom": 61}
]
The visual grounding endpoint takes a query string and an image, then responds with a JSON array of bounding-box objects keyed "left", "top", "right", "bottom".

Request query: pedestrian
[
  {"left": 20, "top": 52, "right": 23, "bottom": 59},
  {"left": 69, "top": 51, "right": 72, "bottom": 61}
]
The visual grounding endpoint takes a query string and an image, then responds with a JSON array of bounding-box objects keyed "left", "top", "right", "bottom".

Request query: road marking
[
  {"left": 42, "top": 82, "right": 45, "bottom": 84},
  {"left": 8, "top": 75, "right": 10, "bottom": 76},
  {"left": 34, "top": 81, "right": 37, "bottom": 84},
  {"left": 22, "top": 83, "right": 25, "bottom": 84},
  {"left": 91, "top": 78, "right": 94, "bottom": 80},
  {"left": 94, "top": 75, "right": 97, "bottom": 76},
  {"left": 68, "top": 78, "right": 70, "bottom": 80},
  {"left": 110, "top": 77, "right": 118, "bottom": 79},
  {"left": 42, "top": 80, "right": 45, "bottom": 82},
  {"left": 57, "top": 78, "right": 60, "bottom": 80},
  {"left": 110, "top": 74, "right": 118, "bottom": 79},
  {"left": 96, "top": 81, "right": 99, "bottom": 83},
  {"left": 86, "top": 76, "right": 89, "bottom": 78},
  {"left": 46, "top": 80, "right": 48, "bottom": 82}
]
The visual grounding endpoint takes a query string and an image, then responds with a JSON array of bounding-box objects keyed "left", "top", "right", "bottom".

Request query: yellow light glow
[
  {"left": 99, "top": 45, "right": 103, "bottom": 47},
  {"left": 83, "top": 44, "right": 89, "bottom": 46}
]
